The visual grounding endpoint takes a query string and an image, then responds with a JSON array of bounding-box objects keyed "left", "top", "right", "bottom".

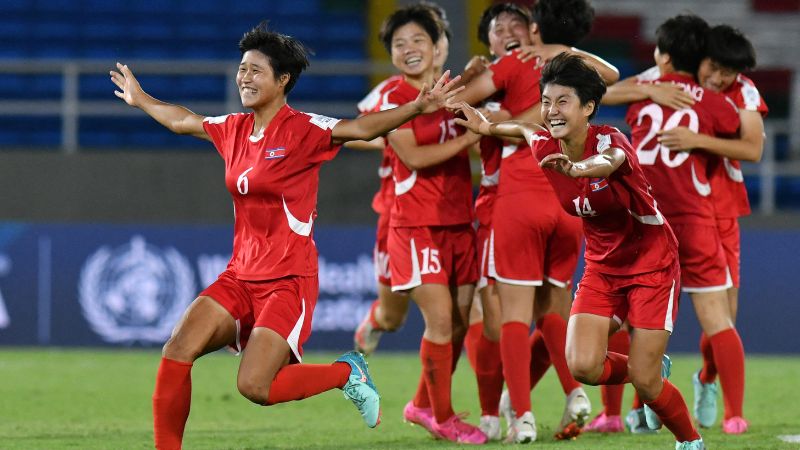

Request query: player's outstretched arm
[
  {"left": 658, "top": 109, "right": 764, "bottom": 162},
  {"left": 388, "top": 126, "right": 480, "bottom": 171},
  {"left": 110, "top": 63, "right": 209, "bottom": 141},
  {"left": 331, "top": 71, "right": 464, "bottom": 144},
  {"left": 540, "top": 147, "right": 626, "bottom": 178},
  {"left": 453, "top": 102, "right": 542, "bottom": 145}
]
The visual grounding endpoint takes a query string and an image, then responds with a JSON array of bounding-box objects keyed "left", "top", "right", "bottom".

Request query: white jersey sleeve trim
[
  {"left": 204, "top": 114, "right": 233, "bottom": 124},
  {"left": 283, "top": 196, "right": 314, "bottom": 237},
  {"left": 739, "top": 77, "right": 763, "bottom": 111},
  {"left": 596, "top": 133, "right": 612, "bottom": 153},
  {"left": 307, "top": 113, "right": 341, "bottom": 131}
]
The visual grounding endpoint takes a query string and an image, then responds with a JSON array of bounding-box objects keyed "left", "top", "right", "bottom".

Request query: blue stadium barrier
[{"left": 0, "top": 222, "right": 796, "bottom": 354}]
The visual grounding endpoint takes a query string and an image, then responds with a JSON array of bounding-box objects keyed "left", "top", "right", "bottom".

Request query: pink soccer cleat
[
  {"left": 722, "top": 416, "right": 749, "bottom": 434},
  {"left": 584, "top": 412, "right": 624, "bottom": 433},
  {"left": 432, "top": 414, "right": 489, "bottom": 444},
  {"left": 403, "top": 400, "right": 441, "bottom": 438}
]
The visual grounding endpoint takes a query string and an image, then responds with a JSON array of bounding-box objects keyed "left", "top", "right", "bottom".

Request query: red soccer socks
[
  {"left": 420, "top": 338, "right": 455, "bottom": 423},
  {"left": 537, "top": 314, "right": 581, "bottom": 395},
  {"left": 709, "top": 328, "right": 745, "bottom": 418},
  {"left": 265, "top": 362, "right": 350, "bottom": 405},
  {"left": 475, "top": 334, "right": 503, "bottom": 416},
  {"left": 645, "top": 380, "right": 702, "bottom": 442},
  {"left": 153, "top": 357, "right": 193, "bottom": 450},
  {"left": 501, "top": 322, "right": 531, "bottom": 417}
]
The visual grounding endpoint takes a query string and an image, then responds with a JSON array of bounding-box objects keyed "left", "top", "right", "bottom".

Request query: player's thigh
[
  {"left": 377, "top": 282, "right": 410, "bottom": 329},
  {"left": 496, "top": 281, "right": 535, "bottom": 325},
  {"left": 566, "top": 313, "right": 613, "bottom": 380},
  {"left": 237, "top": 327, "right": 292, "bottom": 403},
  {"left": 690, "top": 289, "right": 733, "bottom": 335},
  {"left": 628, "top": 328, "right": 670, "bottom": 400},
  {"left": 164, "top": 298, "right": 238, "bottom": 361},
  {"left": 451, "top": 283, "right": 475, "bottom": 338},
  {"left": 479, "top": 285, "right": 502, "bottom": 341}
]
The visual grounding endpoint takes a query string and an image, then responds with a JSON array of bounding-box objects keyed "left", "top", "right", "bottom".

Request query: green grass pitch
[{"left": 1, "top": 349, "right": 798, "bottom": 449}]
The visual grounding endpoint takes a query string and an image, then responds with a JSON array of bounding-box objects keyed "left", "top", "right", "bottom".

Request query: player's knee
[
  {"left": 237, "top": 376, "right": 269, "bottom": 405},
  {"left": 379, "top": 311, "right": 406, "bottom": 331},
  {"left": 567, "top": 354, "right": 602, "bottom": 385},
  {"left": 162, "top": 335, "right": 201, "bottom": 362},
  {"left": 629, "top": 366, "right": 661, "bottom": 401}
]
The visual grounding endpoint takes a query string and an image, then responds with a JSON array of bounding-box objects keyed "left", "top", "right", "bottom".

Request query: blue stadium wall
[{"left": 0, "top": 222, "right": 797, "bottom": 354}]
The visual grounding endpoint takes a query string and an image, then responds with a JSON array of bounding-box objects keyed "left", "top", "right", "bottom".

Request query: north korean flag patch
[
  {"left": 589, "top": 178, "right": 609, "bottom": 192},
  {"left": 265, "top": 147, "right": 286, "bottom": 159}
]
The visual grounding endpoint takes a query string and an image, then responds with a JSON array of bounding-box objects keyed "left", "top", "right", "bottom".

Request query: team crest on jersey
[
  {"left": 78, "top": 236, "right": 195, "bottom": 344},
  {"left": 590, "top": 178, "right": 609, "bottom": 192},
  {"left": 265, "top": 147, "right": 286, "bottom": 159}
]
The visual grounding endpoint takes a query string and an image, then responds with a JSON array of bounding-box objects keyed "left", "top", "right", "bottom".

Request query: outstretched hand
[
  {"left": 451, "top": 102, "right": 490, "bottom": 136},
  {"left": 412, "top": 70, "right": 465, "bottom": 114},
  {"left": 516, "top": 43, "right": 570, "bottom": 67},
  {"left": 539, "top": 153, "right": 575, "bottom": 177},
  {"left": 110, "top": 62, "right": 145, "bottom": 107}
]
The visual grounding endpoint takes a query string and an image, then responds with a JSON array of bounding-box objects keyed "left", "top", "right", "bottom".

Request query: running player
[
  {"left": 110, "top": 22, "right": 462, "bottom": 450},
  {"left": 354, "top": 1, "right": 452, "bottom": 356},
  {"left": 453, "top": 52, "right": 706, "bottom": 450},
  {"left": 377, "top": 7, "right": 487, "bottom": 444},
  {"left": 452, "top": 1, "right": 619, "bottom": 442}
]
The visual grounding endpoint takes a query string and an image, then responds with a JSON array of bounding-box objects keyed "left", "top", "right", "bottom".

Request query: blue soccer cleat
[
  {"left": 644, "top": 354, "right": 672, "bottom": 430},
  {"left": 625, "top": 408, "right": 657, "bottom": 434},
  {"left": 676, "top": 437, "right": 705, "bottom": 449},
  {"left": 336, "top": 351, "right": 381, "bottom": 428},
  {"left": 692, "top": 371, "right": 718, "bottom": 428}
]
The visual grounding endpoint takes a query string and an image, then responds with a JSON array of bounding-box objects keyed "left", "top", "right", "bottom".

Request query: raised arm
[
  {"left": 448, "top": 68, "right": 499, "bottom": 106},
  {"left": 331, "top": 72, "right": 463, "bottom": 144},
  {"left": 452, "top": 102, "right": 543, "bottom": 146},
  {"left": 388, "top": 128, "right": 479, "bottom": 171},
  {"left": 540, "top": 147, "right": 626, "bottom": 179},
  {"left": 657, "top": 109, "right": 764, "bottom": 162},
  {"left": 110, "top": 63, "right": 209, "bottom": 140},
  {"left": 516, "top": 45, "right": 620, "bottom": 85}
]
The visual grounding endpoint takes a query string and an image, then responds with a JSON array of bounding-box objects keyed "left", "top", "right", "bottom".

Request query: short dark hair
[
  {"left": 238, "top": 21, "right": 310, "bottom": 95},
  {"left": 413, "top": 1, "right": 452, "bottom": 41},
  {"left": 531, "top": 0, "right": 594, "bottom": 46},
  {"left": 540, "top": 53, "right": 607, "bottom": 120},
  {"left": 655, "top": 14, "right": 709, "bottom": 75},
  {"left": 706, "top": 24, "right": 756, "bottom": 72},
  {"left": 379, "top": 5, "right": 442, "bottom": 53},
  {"left": 477, "top": 3, "right": 532, "bottom": 46}
]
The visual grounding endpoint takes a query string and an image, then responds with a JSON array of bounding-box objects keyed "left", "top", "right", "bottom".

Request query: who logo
[{"left": 79, "top": 236, "right": 195, "bottom": 344}]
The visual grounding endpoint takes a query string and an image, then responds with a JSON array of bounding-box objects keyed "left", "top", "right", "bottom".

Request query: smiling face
[
  {"left": 487, "top": 11, "right": 531, "bottom": 57},
  {"left": 390, "top": 21, "right": 436, "bottom": 78},
  {"left": 541, "top": 83, "right": 593, "bottom": 141},
  {"left": 236, "top": 50, "right": 287, "bottom": 109},
  {"left": 697, "top": 57, "right": 738, "bottom": 93}
]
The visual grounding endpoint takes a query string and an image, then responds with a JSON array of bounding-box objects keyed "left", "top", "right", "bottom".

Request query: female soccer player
[
  {"left": 110, "top": 22, "right": 462, "bottom": 450},
  {"left": 376, "top": 6, "right": 487, "bottom": 444},
  {"left": 453, "top": 53, "right": 705, "bottom": 450}
]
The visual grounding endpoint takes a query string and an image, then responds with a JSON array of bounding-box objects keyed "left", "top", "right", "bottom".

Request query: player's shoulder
[
  {"left": 203, "top": 112, "right": 250, "bottom": 126},
  {"left": 359, "top": 75, "right": 404, "bottom": 113},
  {"left": 290, "top": 109, "right": 341, "bottom": 132},
  {"left": 593, "top": 125, "right": 628, "bottom": 146},
  {"left": 530, "top": 130, "right": 555, "bottom": 156}
]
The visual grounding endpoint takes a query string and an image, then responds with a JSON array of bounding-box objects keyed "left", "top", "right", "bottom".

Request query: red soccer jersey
[
  {"left": 532, "top": 125, "right": 678, "bottom": 275},
  {"left": 358, "top": 76, "right": 404, "bottom": 216},
  {"left": 202, "top": 105, "right": 340, "bottom": 280},
  {"left": 380, "top": 78, "right": 473, "bottom": 227},
  {"left": 625, "top": 73, "right": 741, "bottom": 225},
  {"left": 489, "top": 51, "right": 551, "bottom": 195},
  {"left": 475, "top": 135, "right": 502, "bottom": 227},
  {"left": 710, "top": 74, "right": 769, "bottom": 218}
]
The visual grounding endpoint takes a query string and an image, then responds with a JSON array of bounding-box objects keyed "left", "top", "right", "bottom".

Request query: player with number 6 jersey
[
  {"left": 454, "top": 52, "right": 705, "bottom": 450},
  {"left": 111, "top": 21, "right": 464, "bottom": 450}
]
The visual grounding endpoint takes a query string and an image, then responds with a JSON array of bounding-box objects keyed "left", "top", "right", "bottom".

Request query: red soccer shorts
[
  {"left": 489, "top": 191, "right": 582, "bottom": 287},
  {"left": 374, "top": 212, "right": 391, "bottom": 286},
  {"left": 572, "top": 259, "right": 681, "bottom": 332},
  {"left": 671, "top": 222, "right": 732, "bottom": 292},
  {"left": 476, "top": 223, "right": 495, "bottom": 290},
  {"left": 200, "top": 270, "right": 318, "bottom": 362},
  {"left": 388, "top": 224, "right": 479, "bottom": 292},
  {"left": 716, "top": 217, "right": 741, "bottom": 288}
]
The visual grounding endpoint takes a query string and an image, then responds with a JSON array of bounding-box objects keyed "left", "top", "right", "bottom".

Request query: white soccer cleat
[
  {"left": 353, "top": 309, "right": 383, "bottom": 356},
  {"left": 479, "top": 415, "right": 501, "bottom": 441},
  {"left": 555, "top": 387, "right": 592, "bottom": 439},
  {"left": 505, "top": 411, "right": 537, "bottom": 444},
  {"left": 499, "top": 389, "right": 516, "bottom": 435}
]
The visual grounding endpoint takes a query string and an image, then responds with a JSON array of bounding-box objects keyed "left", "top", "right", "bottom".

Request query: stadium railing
[{"left": 0, "top": 59, "right": 795, "bottom": 215}]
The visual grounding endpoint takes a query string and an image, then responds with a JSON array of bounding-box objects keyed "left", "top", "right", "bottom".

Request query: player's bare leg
[
  {"left": 475, "top": 284, "right": 503, "bottom": 440},
  {"left": 238, "top": 325, "right": 381, "bottom": 427},
  {"left": 154, "top": 296, "right": 237, "bottom": 450},
  {"left": 536, "top": 283, "right": 590, "bottom": 439},
  {"left": 727, "top": 287, "right": 739, "bottom": 323},
  {"left": 497, "top": 282, "right": 537, "bottom": 442},
  {"left": 691, "top": 290, "right": 747, "bottom": 432},
  {"left": 355, "top": 283, "right": 410, "bottom": 355}
]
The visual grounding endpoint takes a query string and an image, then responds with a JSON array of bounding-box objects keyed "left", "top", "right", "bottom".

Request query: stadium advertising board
[{"left": 0, "top": 222, "right": 796, "bottom": 353}]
